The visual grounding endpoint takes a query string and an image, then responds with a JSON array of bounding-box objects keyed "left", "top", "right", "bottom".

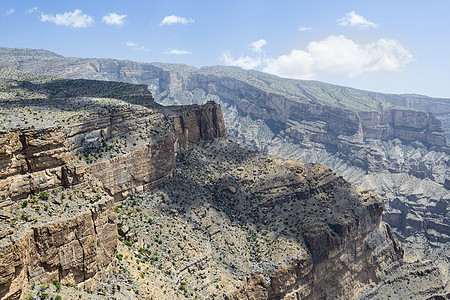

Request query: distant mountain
[
  {"left": 1, "top": 47, "right": 449, "bottom": 139},
  {"left": 1, "top": 47, "right": 448, "bottom": 272}
]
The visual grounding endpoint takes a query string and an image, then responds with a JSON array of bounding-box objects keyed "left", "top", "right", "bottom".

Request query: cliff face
[
  {"left": 359, "top": 109, "right": 446, "bottom": 145},
  {"left": 152, "top": 71, "right": 448, "bottom": 266},
  {"left": 228, "top": 172, "right": 403, "bottom": 299},
  {"left": 81, "top": 100, "right": 226, "bottom": 200},
  {"left": 55, "top": 138, "right": 441, "bottom": 300},
  {"left": 231, "top": 223, "right": 400, "bottom": 299},
  {"left": 0, "top": 127, "right": 81, "bottom": 202},
  {"left": 102, "top": 139, "right": 404, "bottom": 300},
  {"left": 367, "top": 92, "right": 450, "bottom": 142},
  {"left": 0, "top": 49, "right": 446, "bottom": 298},
  {"left": 166, "top": 101, "right": 227, "bottom": 152},
  {"left": 0, "top": 100, "right": 225, "bottom": 201},
  {"left": 186, "top": 74, "right": 447, "bottom": 148},
  {"left": 87, "top": 134, "right": 176, "bottom": 200},
  {"left": 0, "top": 196, "right": 116, "bottom": 299},
  {"left": 1, "top": 47, "right": 446, "bottom": 146},
  {"left": 216, "top": 157, "right": 403, "bottom": 299},
  {"left": 0, "top": 77, "right": 226, "bottom": 299}
]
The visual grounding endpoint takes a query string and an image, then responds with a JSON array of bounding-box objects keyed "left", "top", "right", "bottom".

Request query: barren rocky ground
[
  {"left": 1, "top": 50, "right": 447, "bottom": 265},
  {"left": 23, "top": 138, "right": 404, "bottom": 299},
  {"left": 22, "top": 139, "right": 447, "bottom": 300},
  {"left": 1, "top": 64, "right": 447, "bottom": 299}
]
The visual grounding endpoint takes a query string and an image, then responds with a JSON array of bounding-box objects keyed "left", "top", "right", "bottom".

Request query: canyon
[
  {"left": 0, "top": 48, "right": 448, "bottom": 298},
  {"left": 1, "top": 48, "right": 446, "bottom": 263}
]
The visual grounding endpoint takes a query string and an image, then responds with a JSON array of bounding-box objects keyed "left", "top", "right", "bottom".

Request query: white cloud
[
  {"left": 125, "top": 41, "right": 149, "bottom": 52},
  {"left": 5, "top": 8, "right": 15, "bottom": 16},
  {"left": 337, "top": 11, "right": 378, "bottom": 28},
  {"left": 251, "top": 39, "right": 267, "bottom": 53},
  {"left": 160, "top": 15, "right": 194, "bottom": 26},
  {"left": 25, "top": 7, "right": 38, "bottom": 15},
  {"left": 163, "top": 49, "right": 192, "bottom": 55},
  {"left": 40, "top": 9, "right": 94, "bottom": 28},
  {"left": 102, "top": 13, "right": 127, "bottom": 27},
  {"left": 221, "top": 39, "right": 268, "bottom": 69},
  {"left": 298, "top": 26, "right": 312, "bottom": 31},
  {"left": 263, "top": 35, "right": 412, "bottom": 79},
  {"left": 221, "top": 51, "right": 263, "bottom": 70}
]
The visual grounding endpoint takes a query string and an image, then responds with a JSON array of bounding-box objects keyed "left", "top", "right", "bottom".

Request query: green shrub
[
  {"left": 40, "top": 293, "right": 48, "bottom": 300},
  {"left": 39, "top": 191, "right": 49, "bottom": 200},
  {"left": 52, "top": 279, "right": 61, "bottom": 291}
]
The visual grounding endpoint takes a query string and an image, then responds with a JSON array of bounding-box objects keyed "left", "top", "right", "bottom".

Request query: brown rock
[{"left": 0, "top": 196, "right": 116, "bottom": 299}]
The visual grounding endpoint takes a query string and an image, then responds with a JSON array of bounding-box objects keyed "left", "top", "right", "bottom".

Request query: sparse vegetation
[
  {"left": 39, "top": 191, "right": 49, "bottom": 201},
  {"left": 0, "top": 61, "right": 441, "bottom": 300}
]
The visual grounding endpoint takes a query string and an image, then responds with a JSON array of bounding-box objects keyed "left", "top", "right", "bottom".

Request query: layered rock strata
[
  {"left": 101, "top": 139, "right": 403, "bottom": 299},
  {"left": 1, "top": 51, "right": 444, "bottom": 297},
  {"left": 0, "top": 76, "right": 225, "bottom": 299},
  {"left": 0, "top": 192, "right": 116, "bottom": 299},
  {"left": 0, "top": 98, "right": 225, "bottom": 202},
  {"left": 1, "top": 49, "right": 446, "bottom": 253}
]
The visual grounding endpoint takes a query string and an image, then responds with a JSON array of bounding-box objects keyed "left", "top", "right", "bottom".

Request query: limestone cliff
[
  {"left": 0, "top": 127, "right": 79, "bottom": 202},
  {"left": 0, "top": 194, "right": 116, "bottom": 299},
  {"left": 100, "top": 139, "right": 404, "bottom": 300},
  {"left": 0, "top": 54, "right": 442, "bottom": 298},
  {"left": 0, "top": 74, "right": 226, "bottom": 299},
  {"left": 81, "top": 99, "right": 226, "bottom": 200}
]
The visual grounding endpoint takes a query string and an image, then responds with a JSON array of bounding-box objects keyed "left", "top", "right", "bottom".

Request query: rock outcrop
[
  {"left": 231, "top": 223, "right": 401, "bottom": 299},
  {"left": 0, "top": 127, "right": 79, "bottom": 202},
  {"left": 82, "top": 100, "right": 225, "bottom": 200},
  {"left": 1, "top": 48, "right": 447, "bottom": 298},
  {"left": 164, "top": 101, "right": 227, "bottom": 152},
  {"left": 98, "top": 139, "right": 404, "bottom": 300},
  {"left": 0, "top": 194, "right": 116, "bottom": 299},
  {"left": 0, "top": 73, "right": 226, "bottom": 299}
]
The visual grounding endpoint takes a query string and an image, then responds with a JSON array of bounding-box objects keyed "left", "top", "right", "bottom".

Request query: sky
[{"left": 1, "top": 0, "right": 449, "bottom": 98}]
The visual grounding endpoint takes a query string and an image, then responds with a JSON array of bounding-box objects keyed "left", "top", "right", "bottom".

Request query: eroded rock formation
[
  {"left": 0, "top": 76, "right": 225, "bottom": 298},
  {"left": 1, "top": 50, "right": 446, "bottom": 254},
  {"left": 105, "top": 139, "right": 404, "bottom": 299},
  {"left": 1, "top": 54, "right": 445, "bottom": 298},
  {"left": 0, "top": 195, "right": 116, "bottom": 299}
]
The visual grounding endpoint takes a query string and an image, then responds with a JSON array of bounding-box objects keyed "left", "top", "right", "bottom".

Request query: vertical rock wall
[
  {"left": 0, "top": 100, "right": 227, "bottom": 299},
  {"left": 0, "top": 197, "right": 116, "bottom": 299}
]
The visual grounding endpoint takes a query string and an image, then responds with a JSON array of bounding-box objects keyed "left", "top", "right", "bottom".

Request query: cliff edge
[{"left": 0, "top": 68, "right": 225, "bottom": 299}]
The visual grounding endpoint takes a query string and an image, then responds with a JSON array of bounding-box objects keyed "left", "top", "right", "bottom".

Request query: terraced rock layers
[
  {"left": 0, "top": 75, "right": 225, "bottom": 299},
  {"left": 99, "top": 139, "right": 404, "bottom": 299}
]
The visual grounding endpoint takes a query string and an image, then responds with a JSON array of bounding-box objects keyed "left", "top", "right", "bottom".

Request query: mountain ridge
[
  {"left": 0, "top": 65, "right": 416, "bottom": 299},
  {"left": 1, "top": 47, "right": 449, "bottom": 114},
  {"left": 1, "top": 47, "right": 448, "bottom": 297}
]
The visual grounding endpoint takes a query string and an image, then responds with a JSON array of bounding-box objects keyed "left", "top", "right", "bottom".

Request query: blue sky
[{"left": 1, "top": 0, "right": 449, "bottom": 97}]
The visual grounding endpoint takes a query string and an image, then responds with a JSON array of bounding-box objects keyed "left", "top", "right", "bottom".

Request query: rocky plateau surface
[
  {"left": 0, "top": 49, "right": 448, "bottom": 298},
  {"left": 26, "top": 139, "right": 406, "bottom": 300},
  {"left": 0, "top": 67, "right": 225, "bottom": 299},
  {"left": 1, "top": 48, "right": 445, "bottom": 268}
]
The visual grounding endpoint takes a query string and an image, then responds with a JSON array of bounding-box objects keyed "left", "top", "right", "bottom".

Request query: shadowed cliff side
[
  {"left": 1, "top": 56, "right": 446, "bottom": 299},
  {"left": 0, "top": 49, "right": 446, "bottom": 257},
  {"left": 0, "top": 71, "right": 226, "bottom": 299}
]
